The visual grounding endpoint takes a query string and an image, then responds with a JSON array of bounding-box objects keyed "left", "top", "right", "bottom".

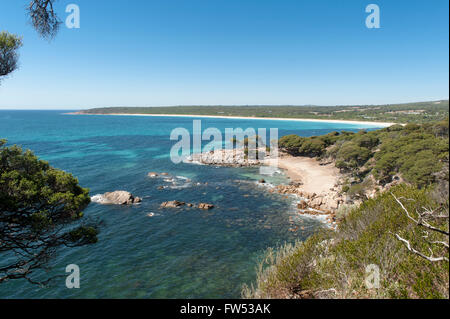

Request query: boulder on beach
[
  {"left": 259, "top": 179, "right": 266, "bottom": 184},
  {"left": 160, "top": 200, "right": 185, "bottom": 208},
  {"left": 92, "top": 191, "right": 142, "bottom": 205},
  {"left": 198, "top": 203, "right": 214, "bottom": 210}
]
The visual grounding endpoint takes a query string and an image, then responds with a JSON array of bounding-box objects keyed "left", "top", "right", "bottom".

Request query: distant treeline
[{"left": 81, "top": 100, "right": 449, "bottom": 124}]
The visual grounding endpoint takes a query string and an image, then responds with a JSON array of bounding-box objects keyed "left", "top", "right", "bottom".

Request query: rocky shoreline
[
  {"left": 90, "top": 151, "right": 349, "bottom": 227},
  {"left": 267, "top": 183, "right": 344, "bottom": 227},
  {"left": 185, "top": 147, "right": 346, "bottom": 227}
]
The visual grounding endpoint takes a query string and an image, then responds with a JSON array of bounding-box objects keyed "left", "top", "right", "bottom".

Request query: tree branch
[
  {"left": 395, "top": 234, "right": 448, "bottom": 262},
  {"left": 392, "top": 194, "right": 449, "bottom": 236}
]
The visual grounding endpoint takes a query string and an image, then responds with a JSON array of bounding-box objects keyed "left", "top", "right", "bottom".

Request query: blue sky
[{"left": 0, "top": 0, "right": 448, "bottom": 109}]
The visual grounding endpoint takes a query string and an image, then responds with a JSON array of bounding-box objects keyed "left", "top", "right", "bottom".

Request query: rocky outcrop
[
  {"left": 91, "top": 191, "right": 142, "bottom": 205},
  {"left": 148, "top": 172, "right": 158, "bottom": 177},
  {"left": 198, "top": 203, "right": 214, "bottom": 210},
  {"left": 160, "top": 200, "right": 185, "bottom": 208},
  {"left": 267, "top": 183, "right": 344, "bottom": 227},
  {"left": 185, "top": 148, "right": 269, "bottom": 167}
]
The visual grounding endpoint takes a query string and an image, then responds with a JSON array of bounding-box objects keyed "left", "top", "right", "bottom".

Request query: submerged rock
[{"left": 148, "top": 172, "right": 158, "bottom": 177}]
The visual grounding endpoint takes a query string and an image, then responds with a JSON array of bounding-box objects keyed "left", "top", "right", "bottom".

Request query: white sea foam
[{"left": 91, "top": 194, "right": 107, "bottom": 204}]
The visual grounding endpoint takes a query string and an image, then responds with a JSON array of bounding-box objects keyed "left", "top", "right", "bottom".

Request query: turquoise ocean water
[{"left": 0, "top": 111, "right": 384, "bottom": 298}]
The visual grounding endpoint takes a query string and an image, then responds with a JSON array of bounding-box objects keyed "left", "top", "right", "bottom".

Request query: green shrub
[
  {"left": 335, "top": 142, "right": 371, "bottom": 170},
  {"left": 243, "top": 185, "right": 449, "bottom": 299}
]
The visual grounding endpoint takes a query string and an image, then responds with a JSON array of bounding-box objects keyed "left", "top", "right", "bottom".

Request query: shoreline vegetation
[
  {"left": 74, "top": 103, "right": 449, "bottom": 298},
  {"left": 242, "top": 119, "right": 449, "bottom": 299},
  {"left": 1, "top": 106, "right": 448, "bottom": 298},
  {"left": 71, "top": 99, "right": 449, "bottom": 125},
  {"left": 185, "top": 118, "right": 449, "bottom": 298}
]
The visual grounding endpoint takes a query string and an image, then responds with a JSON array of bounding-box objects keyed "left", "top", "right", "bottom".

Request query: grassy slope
[{"left": 80, "top": 100, "right": 449, "bottom": 124}]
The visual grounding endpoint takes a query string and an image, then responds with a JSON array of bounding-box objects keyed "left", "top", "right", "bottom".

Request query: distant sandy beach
[{"left": 67, "top": 112, "right": 396, "bottom": 127}]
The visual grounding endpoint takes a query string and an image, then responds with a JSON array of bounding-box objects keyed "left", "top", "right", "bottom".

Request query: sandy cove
[
  {"left": 185, "top": 149, "right": 345, "bottom": 226},
  {"left": 271, "top": 153, "right": 340, "bottom": 195},
  {"left": 267, "top": 153, "right": 344, "bottom": 227}
]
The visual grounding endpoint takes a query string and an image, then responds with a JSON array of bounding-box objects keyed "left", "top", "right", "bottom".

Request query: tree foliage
[
  {"left": 28, "top": 0, "right": 61, "bottom": 39},
  {"left": 0, "top": 140, "right": 98, "bottom": 284},
  {"left": 0, "top": 32, "right": 23, "bottom": 81},
  {"left": 1, "top": 0, "right": 61, "bottom": 84}
]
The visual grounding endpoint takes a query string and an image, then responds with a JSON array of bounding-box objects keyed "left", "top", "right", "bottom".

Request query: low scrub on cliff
[{"left": 242, "top": 184, "right": 449, "bottom": 299}]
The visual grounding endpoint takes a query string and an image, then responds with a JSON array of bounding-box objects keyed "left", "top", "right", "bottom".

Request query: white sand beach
[
  {"left": 68, "top": 112, "right": 396, "bottom": 127},
  {"left": 272, "top": 154, "right": 340, "bottom": 195}
]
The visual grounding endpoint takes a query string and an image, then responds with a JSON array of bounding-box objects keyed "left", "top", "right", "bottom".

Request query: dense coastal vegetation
[
  {"left": 0, "top": 139, "right": 98, "bottom": 284},
  {"left": 279, "top": 120, "right": 449, "bottom": 194},
  {"left": 242, "top": 184, "right": 449, "bottom": 299},
  {"left": 80, "top": 100, "right": 449, "bottom": 124},
  {"left": 243, "top": 119, "right": 449, "bottom": 299}
]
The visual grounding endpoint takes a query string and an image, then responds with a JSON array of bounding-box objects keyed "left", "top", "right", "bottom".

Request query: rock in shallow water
[
  {"left": 92, "top": 191, "right": 142, "bottom": 205},
  {"left": 198, "top": 203, "right": 214, "bottom": 210},
  {"left": 160, "top": 200, "right": 186, "bottom": 208}
]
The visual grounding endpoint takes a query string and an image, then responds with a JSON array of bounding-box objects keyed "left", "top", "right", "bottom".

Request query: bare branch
[
  {"left": 395, "top": 234, "right": 449, "bottom": 262},
  {"left": 392, "top": 194, "right": 449, "bottom": 236}
]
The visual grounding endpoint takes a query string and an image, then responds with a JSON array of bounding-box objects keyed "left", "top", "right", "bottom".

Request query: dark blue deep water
[{"left": 0, "top": 111, "right": 383, "bottom": 298}]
